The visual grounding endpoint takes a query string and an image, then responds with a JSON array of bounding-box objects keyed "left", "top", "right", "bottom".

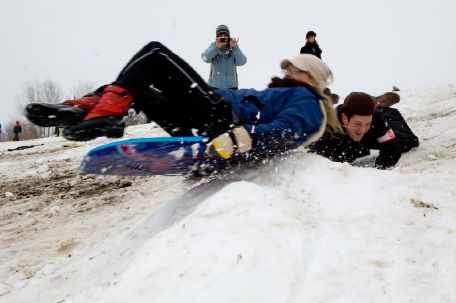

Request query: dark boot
[
  {"left": 26, "top": 103, "right": 86, "bottom": 127},
  {"left": 25, "top": 93, "right": 100, "bottom": 127},
  {"left": 63, "top": 117, "right": 125, "bottom": 141},
  {"left": 63, "top": 85, "right": 133, "bottom": 141}
]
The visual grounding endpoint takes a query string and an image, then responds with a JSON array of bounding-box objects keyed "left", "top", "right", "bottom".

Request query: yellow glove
[{"left": 207, "top": 127, "right": 252, "bottom": 159}]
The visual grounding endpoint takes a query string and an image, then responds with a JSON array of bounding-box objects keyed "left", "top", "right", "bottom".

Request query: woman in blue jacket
[
  {"left": 25, "top": 41, "right": 340, "bottom": 161},
  {"left": 201, "top": 25, "right": 247, "bottom": 89}
]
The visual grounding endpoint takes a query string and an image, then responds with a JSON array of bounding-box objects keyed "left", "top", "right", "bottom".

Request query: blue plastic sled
[{"left": 80, "top": 136, "right": 216, "bottom": 176}]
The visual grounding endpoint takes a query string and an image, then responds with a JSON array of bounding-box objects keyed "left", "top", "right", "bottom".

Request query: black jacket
[
  {"left": 13, "top": 125, "right": 22, "bottom": 134},
  {"left": 300, "top": 42, "right": 322, "bottom": 59},
  {"left": 309, "top": 105, "right": 403, "bottom": 169}
]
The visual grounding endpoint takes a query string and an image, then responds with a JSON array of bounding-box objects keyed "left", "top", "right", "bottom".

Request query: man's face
[
  {"left": 307, "top": 36, "right": 316, "bottom": 43},
  {"left": 341, "top": 113, "right": 372, "bottom": 141}
]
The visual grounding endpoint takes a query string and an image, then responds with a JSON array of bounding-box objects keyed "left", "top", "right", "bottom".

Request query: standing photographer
[{"left": 201, "top": 24, "right": 247, "bottom": 89}]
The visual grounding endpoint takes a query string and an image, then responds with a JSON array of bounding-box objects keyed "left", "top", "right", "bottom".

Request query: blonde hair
[
  {"left": 281, "top": 55, "right": 342, "bottom": 134},
  {"left": 306, "top": 72, "right": 343, "bottom": 134}
]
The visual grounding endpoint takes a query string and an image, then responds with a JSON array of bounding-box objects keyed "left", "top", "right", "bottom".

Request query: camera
[{"left": 219, "top": 37, "right": 229, "bottom": 43}]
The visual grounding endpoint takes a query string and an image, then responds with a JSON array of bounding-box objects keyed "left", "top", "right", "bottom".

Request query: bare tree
[
  {"left": 16, "top": 79, "right": 65, "bottom": 139},
  {"left": 20, "top": 79, "right": 63, "bottom": 105},
  {"left": 71, "top": 81, "right": 96, "bottom": 99}
]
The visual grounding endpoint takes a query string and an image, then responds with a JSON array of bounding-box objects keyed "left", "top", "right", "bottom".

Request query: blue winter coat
[
  {"left": 215, "top": 87, "right": 324, "bottom": 151},
  {"left": 201, "top": 43, "right": 247, "bottom": 89}
]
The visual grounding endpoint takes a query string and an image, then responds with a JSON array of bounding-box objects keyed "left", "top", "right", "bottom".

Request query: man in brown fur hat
[{"left": 309, "top": 92, "right": 411, "bottom": 169}]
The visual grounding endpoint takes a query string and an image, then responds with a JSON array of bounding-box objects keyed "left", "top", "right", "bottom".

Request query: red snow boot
[
  {"left": 62, "top": 85, "right": 133, "bottom": 141},
  {"left": 63, "top": 93, "right": 101, "bottom": 113},
  {"left": 83, "top": 85, "right": 133, "bottom": 121}
]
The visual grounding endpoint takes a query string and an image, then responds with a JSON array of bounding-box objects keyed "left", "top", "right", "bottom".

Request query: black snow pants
[{"left": 112, "top": 41, "right": 234, "bottom": 139}]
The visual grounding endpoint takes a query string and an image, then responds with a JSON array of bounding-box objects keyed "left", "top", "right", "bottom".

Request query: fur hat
[
  {"left": 280, "top": 54, "right": 333, "bottom": 89},
  {"left": 216, "top": 25, "right": 230, "bottom": 37},
  {"left": 343, "top": 92, "right": 375, "bottom": 116}
]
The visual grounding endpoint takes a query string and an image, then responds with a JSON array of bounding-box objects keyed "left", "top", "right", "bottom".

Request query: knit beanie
[
  {"left": 280, "top": 54, "right": 333, "bottom": 89},
  {"left": 306, "top": 31, "right": 317, "bottom": 38},
  {"left": 343, "top": 92, "right": 375, "bottom": 116},
  {"left": 216, "top": 25, "right": 230, "bottom": 37}
]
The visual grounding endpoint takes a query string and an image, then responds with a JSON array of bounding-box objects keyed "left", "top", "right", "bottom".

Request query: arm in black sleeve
[
  {"left": 374, "top": 138, "right": 402, "bottom": 169},
  {"left": 381, "top": 107, "right": 419, "bottom": 153},
  {"left": 366, "top": 110, "right": 403, "bottom": 169},
  {"left": 314, "top": 44, "right": 322, "bottom": 59}
]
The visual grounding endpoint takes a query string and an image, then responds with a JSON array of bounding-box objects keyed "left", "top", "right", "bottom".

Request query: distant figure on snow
[
  {"left": 300, "top": 30, "right": 322, "bottom": 59},
  {"left": 13, "top": 120, "right": 22, "bottom": 141},
  {"left": 201, "top": 25, "right": 247, "bottom": 89}
]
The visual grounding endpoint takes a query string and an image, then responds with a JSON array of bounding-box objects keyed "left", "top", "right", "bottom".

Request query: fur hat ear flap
[{"left": 280, "top": 54, "right": 333, "bottom": 90}]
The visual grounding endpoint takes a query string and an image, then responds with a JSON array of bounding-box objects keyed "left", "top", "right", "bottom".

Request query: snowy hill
[{"left": 1, "top": 85, "right": 456, "bottom": 302}]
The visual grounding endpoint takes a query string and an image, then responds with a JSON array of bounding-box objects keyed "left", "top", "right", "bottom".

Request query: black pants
[{"left": 112, "top": 41, "right": 233, "bottom": 139}]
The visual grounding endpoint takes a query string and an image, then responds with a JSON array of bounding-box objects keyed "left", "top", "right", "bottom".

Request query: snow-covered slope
[{"left": 1, "top": 85, "right": 455, "bottom": 302}]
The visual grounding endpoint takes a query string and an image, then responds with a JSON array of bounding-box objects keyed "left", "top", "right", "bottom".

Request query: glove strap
[{"left": 228, "top": 131, "right": 239, "bottom": 153}]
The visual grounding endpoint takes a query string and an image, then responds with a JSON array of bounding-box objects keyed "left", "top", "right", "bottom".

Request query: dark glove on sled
[{"left": 206, "top": 127, "right": 252, "bottom": 159}]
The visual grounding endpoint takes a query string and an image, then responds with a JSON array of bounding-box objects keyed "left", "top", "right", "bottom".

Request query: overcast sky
[{"left": 1, "top": 0, "right": 455, "bottom": 124}]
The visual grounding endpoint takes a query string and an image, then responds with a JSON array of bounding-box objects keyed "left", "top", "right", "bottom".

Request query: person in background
[
  {"left": 13, "top": 121, "right": 22, "bottom": 141},
  {"left": 374, "top": 92, "right": 419, "bottom": 153},
  {"left": 25, "top": 42, "right": 339, "bottom": 166},
  {"left": 308, "top": 92, "right": 408, "bottom": 169},
  {"left": 201, "top": 25, "right": 247, "bottom": 89},
  {"left": 300, "top": 30, "right": 322, "bottom": 59},
  {"left": 300, "top": 31, "right": 337, "bottom": 103}
]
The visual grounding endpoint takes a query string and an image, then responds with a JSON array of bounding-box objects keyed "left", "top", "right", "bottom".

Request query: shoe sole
[
  {"left": 26, "top": 103, "right": 85, "bottom": 127},
  {"left": 63, "top": 126, "right": 124, "bottom": 141},
  {"left": 63, "top": 117, "right": 125, "bottom": 141}
]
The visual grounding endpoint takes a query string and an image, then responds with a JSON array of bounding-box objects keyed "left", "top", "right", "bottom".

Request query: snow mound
[{"left": 1, "top": 85, "right": 456, "bottom": 303}]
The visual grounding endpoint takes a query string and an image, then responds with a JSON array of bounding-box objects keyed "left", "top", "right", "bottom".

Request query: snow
[{"left": 1, "top": 85, "right": 456, "bottom": 302}]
